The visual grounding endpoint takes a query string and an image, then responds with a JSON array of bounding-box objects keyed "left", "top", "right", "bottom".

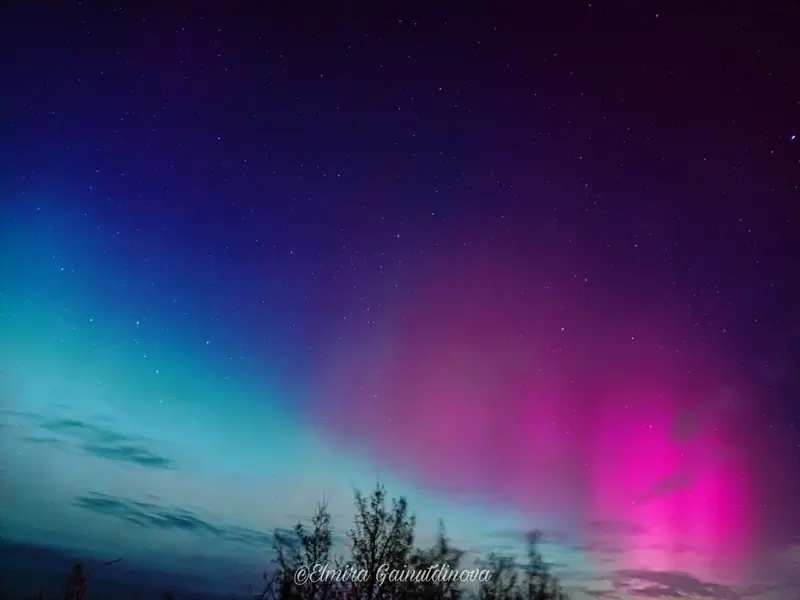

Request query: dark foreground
[{"left": 3, "top": 485, "right": 569, "bottom": 600}]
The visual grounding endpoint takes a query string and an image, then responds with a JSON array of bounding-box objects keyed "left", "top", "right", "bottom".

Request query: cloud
[
  {"left": 585, "top": 520, "right": 647, "bottom": 537},
  {"left": 74, "top": 492, "right": 275, "bottom": 548},
  {"left": 485, "top": 521, "right": 655, "bottom": 562},
  {"left": 41, "top": 418, "right": 132, "bottom": 444},
  {"left": 0, "top": 408, "right": 42, "bottom": 428},
  {"left": 34, "top": 417, "right": 176, "bottom": 470},
  {"left": 558, "top": 569, "right": 609, "bottom": 584},
  {"left": 578, "top": 590, "right": 615, "bottom": 599},
  {"left": 635, "top": 471, "right": 692, "bottom": 504},
  {"left": 80, "top": 443, "right": 173, "bottom": 468},
  {"left": 3, "top": 410, "right": 174, "bottom": 470},
  {"left": 18, "top": 435, "right": 68, "bottom": 447},
  {"left": 571, "top": 541, "right": 625, "bottom": 555},
  {"left": 613, "top": 569, "right": 741, "bottom": 599},
  {"left": 485, "top": 527, "right": 572, "bottom": 546},
  {"left": 740, "top": 581, "right": 800, "bottom": 600},
  {"left": 559, "top": 520, "right": 646, "bottom": 556}
]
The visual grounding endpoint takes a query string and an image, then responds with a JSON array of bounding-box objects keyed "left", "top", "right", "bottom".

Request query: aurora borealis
[
  {"left": 314, "top": 251, "right": 758, "bottom": 579},
  {"left": 2, "top": 2, "right": 799, "bottom": 599}
]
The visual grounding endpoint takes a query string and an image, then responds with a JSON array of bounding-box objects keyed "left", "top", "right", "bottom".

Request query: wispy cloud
[
  {"left": 613, "top": 569, "right": 741, "bottom": 599},
  {"left": 585, "top": 520, "right": 648, "bottom": 537},
  {"left": 74, "top": 492, "right": 276, "bottom": 548},
  {"left": 80, "top": 443, "right": 172, "bottom": 468},
  {"left": 0, "top": 408, "right": 41, "bottom": 421},
  {"left": 486, "top": 527, "right": 572, "bottom": 546},
  {"left": 576, "top": 589, "right": 615, "bottom": 599},
  {"left": 20, "top": 415, "right": 176, "bottom": 470}
]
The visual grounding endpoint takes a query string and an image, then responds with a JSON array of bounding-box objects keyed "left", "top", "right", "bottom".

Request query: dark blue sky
[{"left": 2, "top": 2, "right": 799, "bottom": 599}]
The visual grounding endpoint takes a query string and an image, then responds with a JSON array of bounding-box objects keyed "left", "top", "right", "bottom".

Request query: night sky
[{"left": 2, "top": 2, "right": 799, "bottom": 599}]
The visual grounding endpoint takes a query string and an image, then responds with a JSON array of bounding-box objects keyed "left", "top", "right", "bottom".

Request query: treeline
[
  {"left": 257, "top": 484, "right": 569, "bottom": 600},
  {"left": 30, "top": 484, "right": 569, "bottom": 600}
]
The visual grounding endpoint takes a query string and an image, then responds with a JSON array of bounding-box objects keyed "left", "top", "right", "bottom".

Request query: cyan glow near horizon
[
  {"left": 0, "top": 201, "right": 762, "bottom": 595},
  {"left": 2, "top": 205, "right": 580, "bottom": 589},
  {"left": 2, "top": 4, "right": 799, "bottom": 599}
]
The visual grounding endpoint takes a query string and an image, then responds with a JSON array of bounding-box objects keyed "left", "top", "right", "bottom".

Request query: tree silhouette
[
  {"left": 64, "top": 562, "right": 87, "bottom": 600},
  {"left": 270, "top": 500, "right": 339, "bottom": 600},
  {"left": 519, "top": 533, "right": 567, "bottom": 600},
  {"left": 345, "top": 483, "right": 415, "bottom": 600},
  {"left": 477, "top": 532, "right": 568, "bottom": 600},
  {"left": 21, "top": 485, "right": 569, "bottom": 600},
  {"left": 62, "top": 559, "right": 122, "bottom": 600},
  {"left": 477, "top": 553, "right": 520, "bottom": 600},
  {"left": 407, "top": 521, "right": 464, "bottom": 600}
]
